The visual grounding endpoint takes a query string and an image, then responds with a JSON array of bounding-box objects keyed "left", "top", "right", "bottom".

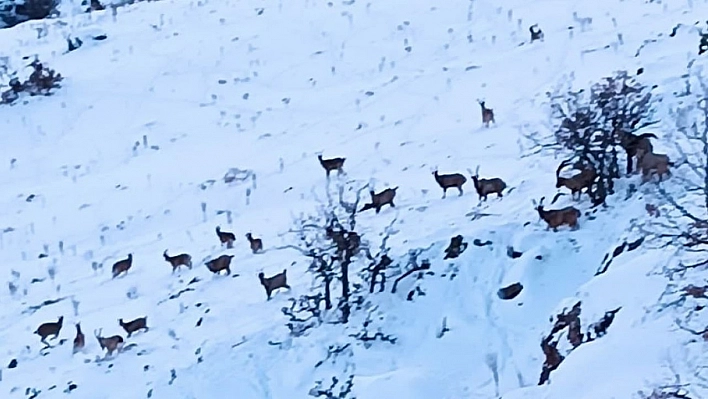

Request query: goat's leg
[
  {"left": 390, "top": 201, "right": 395, "bottom": 207},
  {"left": 442, "top": 188, "right": 447, "bottom": 199},
  {"left": 458, "top": 187, "right": 463, "bottom": 196}
]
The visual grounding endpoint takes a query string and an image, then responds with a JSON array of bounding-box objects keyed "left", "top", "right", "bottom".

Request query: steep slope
[{"left": 0, "top": 0, "right": 705, "bottom": 398}]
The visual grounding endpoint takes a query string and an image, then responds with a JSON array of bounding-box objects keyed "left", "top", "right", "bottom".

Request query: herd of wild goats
[
  {"left": 31, "top": 106, "right": 673, "bottom": 358},
  {"left": 33, "top": 224, "right": 289, "bottom": 357}
]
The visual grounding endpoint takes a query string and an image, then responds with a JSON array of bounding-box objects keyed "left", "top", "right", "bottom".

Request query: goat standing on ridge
[
  {"left": 163, "top": 250, "right": 192, "bottom": 273},
  {"left": 318, "top": 154, "right": 345, "bottom": 178},
  {"left": 470, "top": 166, "right": 506, "bottom": 201},
  {"left": 636, "top": 147, "right": 674, "bottom": 183},
  {"left": 259, "top": 270, "right": 290, "bottom": 300},
  {"left": 119, "top": 317, "right": 148, "bottom": 337},
  {"left": 112, "top": 254, "right": 133, "bottom": 278},
  {"left": 73, "top": 323, "right": 85, "bottom": 354},
  {"left": 534, "top": 197, "right": 581, "bottom": 231},
  {"left": 433, "top": 170, "right": 467, "bottom": 198},
  {"left": 555, "top": 160, "right": 595, "bottom": 200},
  {"left": 620, "top": 132, "right": 656, "bottom": 175},
  {"left": 246, "top": 233, "right": 263, "bottom": 254},
  {"left": 205, "top": 254, "right": 233, "bottom": 275},
  {"left": 359, "top": 187, "right": 397, "bottom": 213},
  {"left": 216, "top": 226, "right": 236, "bottom": 248},
  {"left": 94, "top": 329, "right": 124, "bottom": 357},
  {"left": 478, "top": 100, "right": 495, "bottom": 128}
]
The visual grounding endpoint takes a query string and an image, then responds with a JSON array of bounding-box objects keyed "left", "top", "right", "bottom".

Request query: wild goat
[
  {"left": 94, "top": 329, "right": 124, "bottom": 356},
  {"left": 478, "top": 100, "right": 495, "bottom": 128},
  {"left": 163, "top": 250, "right": 192, "bottom": 273},
  {"left": 636, "top": 148, "right": 674, "bottom": 183},
  {"left": 205, "top": 254, "right": 233, "bottom": 275},
  {"left": 318, "top": 154, "right": 345, "bottom": 177},
  {"left": 112, "top": 254, "right": 133, "bottom": 278},
  {"left": 534, "top": 197, "right": 581, "bottom": 231},
  {"left": 259, "top": 269, "right": 290, "bottom": 300},
  {"left": 119, "top": 316, "right": 148, "bottom": 337},
  {"left": 470, "top": 167, "right": 506, "bottom": 201},
  {"left": 73, "top": 323, "right": 85, "bottom": 354},
  {"left": 359, "top": 187, "right": 397, "bottom": 213},
  {"left": 34, "top": 316, "right": 63, "bottom": 346},
  {"left": 620, "top": 132, "right": 656, "bottom": 174},
  {"left": 555, "top": 160, "right": 596, "bottom": 200},
  {"left": 216, "top": 226, "right": 235, "bottom": 248},
  {"left": 245, "top": 233, "right": 263, "bottom": 254},
  {"left": 433, "top": 170, "right": 467, "bottom": 198}
]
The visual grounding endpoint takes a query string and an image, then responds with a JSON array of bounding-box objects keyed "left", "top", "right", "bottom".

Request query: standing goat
[
  {"left": 478, "top": 100, "right": 495, "bottom": 127},
  {"left": 359, "top": 187, "right": 397, "bottom": 213},
  {"left": 215, "top": 226, "right": 235, "bottom": 248},
  {"left": 119, "top": 316, "right": 148, "bottom": 337},
  {"left": 34, "top": 316, "right": 63, "bottom": 346},
  {"left": 245, "top": 233, "right": 263, "bottom": 254},
  {"left": 258, "top": 269, "right": 290, "bottom": 300},
  {"left": 433, "top": 170, "right": 467, "bottom": 198},
  {"left": 112, "top": 254, "right": 133, "bottom": 278},
  {"left": 205, "top": 254, "right": 233, "bottom": 275},
  {"left": 555, "top": 160, "right": 596, "bottom": 200},
  {"left": 318, "top": 154, "right": 345, "bottom": 177},
  {"left": 94, "top": 329, "right": 124, "bottom": 356},
  {"left": 636, "top": 148, "right": 674, "bottom": 183},
  {"left": 620, "top": 132, "right": 656, "bottom": 174},
  {"left": 163, "top": 250, "right": 192, "bottom": 273},
  {"left": 73, "top": 323, "right": 85, "bottom": 354},
  {"left": 470, "top": 166, "right": 506, "bottom": 201},
  {"left": 534, "top": 197, "right": 581, "bottom": 231}
]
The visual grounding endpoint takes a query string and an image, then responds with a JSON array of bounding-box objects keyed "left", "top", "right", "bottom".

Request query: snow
[{"left": 0, "top": 0, "right": 706, "bottom": 398}]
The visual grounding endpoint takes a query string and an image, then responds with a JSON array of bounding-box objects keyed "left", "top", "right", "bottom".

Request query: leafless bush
[
  {"left": 1, "top": 59, "right": 63, "bottom": 104},
  {"left": 549, "top": 71, "right": 655, "bottom": 205}
]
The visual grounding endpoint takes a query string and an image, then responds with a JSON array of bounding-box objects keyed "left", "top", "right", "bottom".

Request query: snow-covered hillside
[{"left": 0, "top": 0, "right": 707, "bottom": 398}]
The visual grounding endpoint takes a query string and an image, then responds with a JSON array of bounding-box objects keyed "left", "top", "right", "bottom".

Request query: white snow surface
[{"left": 0, "top": 0, "right": 705, "bottom": 398}]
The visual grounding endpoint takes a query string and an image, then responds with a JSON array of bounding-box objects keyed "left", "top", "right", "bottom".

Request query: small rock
[
  {"left": 497, "top": 282, "right": 523, "bottom": 300},
  {"left": 472, "top": 238, "right": 492, "bottom": 247},
  {"left": 506, "top": 246, "right": 523, "bottom": 259},
  {"left": 444, "top": 235, "right": 468, "bottom": 259},
  {"left": 8, "top": 359, "right": 17, "bottom": 368}
]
